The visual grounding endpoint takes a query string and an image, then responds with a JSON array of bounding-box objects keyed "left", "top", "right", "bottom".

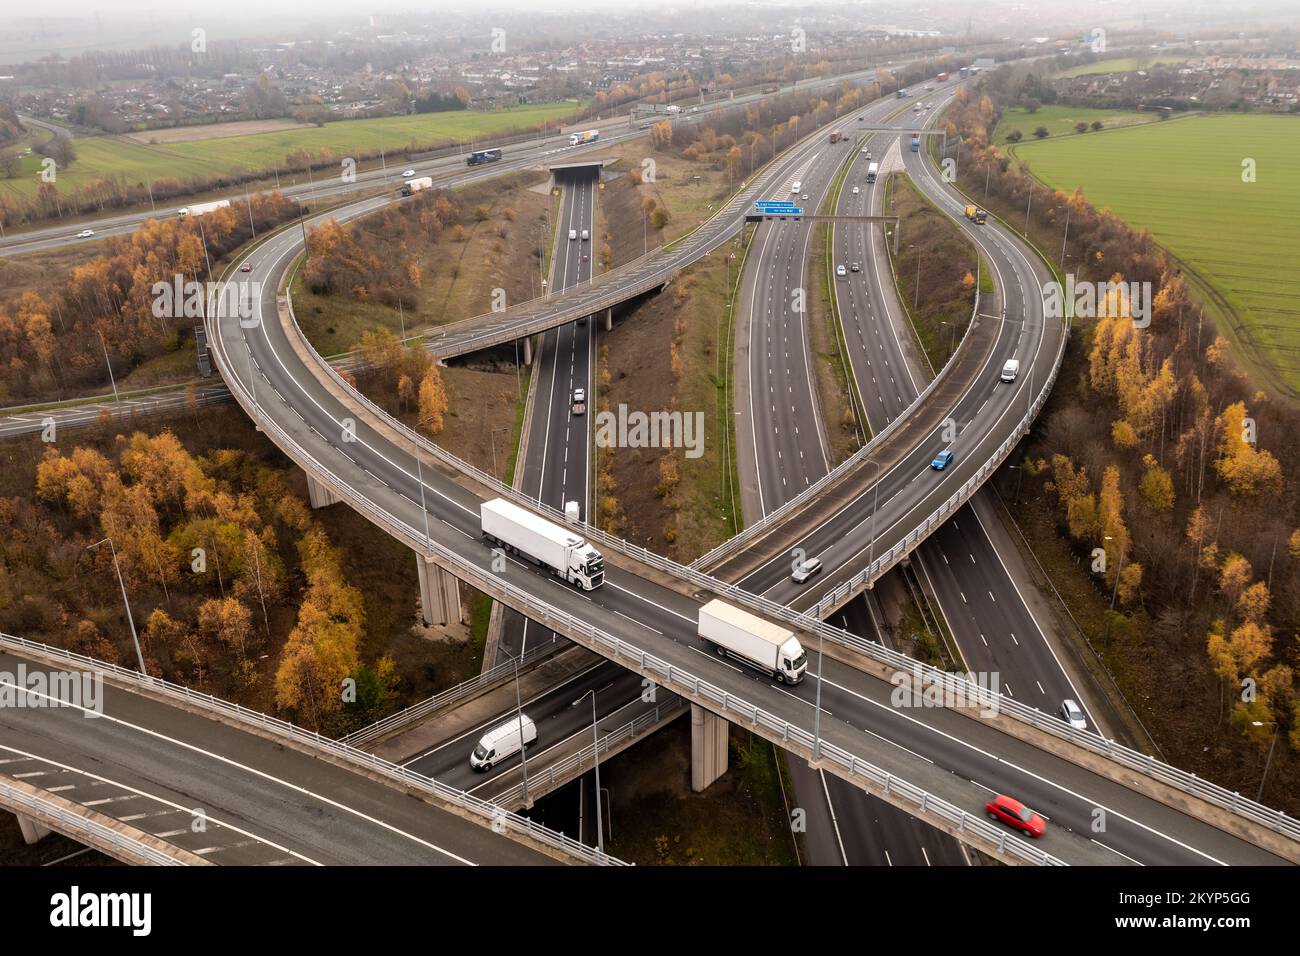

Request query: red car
[{"left": 985, "top": 794, "right": 1046, "bottom": 838}]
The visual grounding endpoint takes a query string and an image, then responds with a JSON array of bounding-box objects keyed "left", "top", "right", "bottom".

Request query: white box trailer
[
  {"left": 400, "top": 176, "right": 434, "bottom": 196},
  {"left": 177, "top": 199, "right": 231, "bottom": 220},
  {"left": 480, "top": 497, "right": 604, "bottom": 590},
  {"left": 698, "top": 599, "right": 807, "bottom": 683}
]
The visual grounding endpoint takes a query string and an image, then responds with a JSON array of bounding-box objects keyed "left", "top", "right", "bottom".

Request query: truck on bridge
[
  {"left": 177, "top": 199, "right": 230, "bottom": 220},
  {"left": 480, "top": 498, "right": 605, "bottom": 590},
  {"left": 569, "top": 129, "right": 600, "bottom": 147},
  {"left": 698, "top": 599, "right": 807, "bottom": 684}
]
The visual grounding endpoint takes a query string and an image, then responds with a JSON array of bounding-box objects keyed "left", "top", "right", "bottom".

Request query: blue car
[{"left": 931, "top": 450, "right": 955, "bottom": 470}]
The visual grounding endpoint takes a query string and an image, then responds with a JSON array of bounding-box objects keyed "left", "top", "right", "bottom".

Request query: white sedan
[{"left": 76, "top": 229, "right": 95, "bottom": 239}]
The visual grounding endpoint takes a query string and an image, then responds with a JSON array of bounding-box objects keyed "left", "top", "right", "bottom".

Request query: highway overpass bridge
[
  {"left": 5, "top": 69, "right": 1295, "bottom": 867},
  {"left": 196, "top": 92, "right": 1300, "bottom": 863},
  {"left": 0, "top": 635, "right": 622, "bottom": 865}
]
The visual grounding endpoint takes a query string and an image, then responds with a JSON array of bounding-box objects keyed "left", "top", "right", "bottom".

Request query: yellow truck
[{"left": 964, "top": 205, "right": 988, "bottom": 224}]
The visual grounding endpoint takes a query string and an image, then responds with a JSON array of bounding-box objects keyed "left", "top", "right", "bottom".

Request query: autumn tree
[
  {"left": 198, "top": 597, "right": 255, "bottom": 660},
  {"left": 417, "top": 363, "right": 449, "bottom": 435},
  {"left": 1214, "top": 402, "right": 1282, "bottom": 496},
  {"left": 274, "top": 528, "right": 364, "bottom": 729}
]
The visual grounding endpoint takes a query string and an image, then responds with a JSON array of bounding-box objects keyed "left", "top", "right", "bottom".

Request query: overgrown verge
[
  {"left": 0, "top": 193, "right": 299, "bottom": 406},
  {"left": 595, "top": 229, "right": 745, "bottom": 559},
  {"left": 0, "top": 406, "right": 480, "bottom": 737},
  {"left": 882, "top": 172, "right": 978, "bottom": 373},
  {"left": 291, "top": 170, "right": 551, "bottom": 355}
]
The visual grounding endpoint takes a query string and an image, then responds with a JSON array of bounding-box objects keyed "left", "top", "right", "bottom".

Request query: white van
[
  {"left": 469, "top": 714, "right": 537, "bottom": 771},
  {"left": 568, "top": 229, "right": 577, "bottom": 241},
  {"left": 581, "top": 228, "right": 589, "bottom": 241},
  {"left": 1001, "top": 359, "right": 1020, "bottom": 382},
  {"left": 791, "top": 180, "right": 802, "bottom": 195}
]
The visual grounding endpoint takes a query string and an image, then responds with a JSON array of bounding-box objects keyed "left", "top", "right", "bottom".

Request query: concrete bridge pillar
[
  {"left": 690, "top": 704, "right": 729, "bottom": 792},
  {"left": 418, "top": 555, "right": 463, "bottom": 627},
  {"left": 522, "top": 336, "right": 532, "bottom": 366},
  {"left": 16, "top": 814, "right": 50, "bottom": 845},
  {"left": 603, "top": 308, "right": 612, "bottom": 332},
  {"left": 305, "top": 473, "right": 341, "bottom": 509}
]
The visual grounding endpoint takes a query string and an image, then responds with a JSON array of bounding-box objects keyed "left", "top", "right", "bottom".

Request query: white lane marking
[{"left": 0, "top": 676, "right": 479, "bottom": 865}]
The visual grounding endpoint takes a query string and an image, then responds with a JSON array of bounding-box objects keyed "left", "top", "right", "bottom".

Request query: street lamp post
[
  {"left": 490, "top": 424, "right": 510, "bottom": 479},
  {"left": 95, "top": 329, "right": 120, "bottom": 404},
  {"left": 414, "top": 414, "right": 437, "bottom": 556},
  {"left": 812, "top": 626, "right": 826, "bottom": 760},
  {"left": 1059, "top": 205, "right": 1071, "bottom": 268},
  {"left": 500, "top": 645, "right": 531, "bottom": 805},
  {"left": 1251, "top": 720, "right": 1279, "bottom": 803},
  {"left": 87, "top": 538, "right": 145, "bottom": 674},
  {"left": 573, "top": 688, "right": 603, "bottom": 853},
  {"left": 1101, "top": 534, "right": 1125, "bottom": 646},
  {"left": 862, "top": 457, "right": 883, "bottom": 581}
]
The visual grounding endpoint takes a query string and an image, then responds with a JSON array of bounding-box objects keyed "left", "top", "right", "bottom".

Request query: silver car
[
  {"left": 1060, "top": 699, "right": 1087, "bottom": 731},
  {"left": 791, "top": 557, "right": 823, "bottom": 583}
]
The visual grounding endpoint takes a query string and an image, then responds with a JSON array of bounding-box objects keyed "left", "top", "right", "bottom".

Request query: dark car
[{"left": 986, "top": 794, "right": 1046, "bottom": 838}]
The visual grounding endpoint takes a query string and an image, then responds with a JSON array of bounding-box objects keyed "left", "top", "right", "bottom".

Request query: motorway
[
  {"left": 5, "top": 67, "right": 1294, "bottom": 866},
  {"left": 733, "top": 93, "right": 968, "bottom": 865},
  {"left": 402, "top": 662, "right": 655, "bottom": 797},
  {"left": 200, "top": 78, "right": 1300, "bottom": 865},
  {"left": 0, "top": 650, "right": 558, "bottom": 865},
  {"left": 499, "top": 172, "right": 598, "bottom": 663}
]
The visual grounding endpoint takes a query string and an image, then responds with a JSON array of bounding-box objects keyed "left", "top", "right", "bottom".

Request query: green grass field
[
  {"left": 992, "top": 105, "right": 1155, "bottom": 144},
  {"left": 1014, "top": 113, "right": 1300, "bottom": 394},
  {"left": 1059, "top": 55, "right": 1189, "bottom": 78},
  {"left": 0, "top": 101, "right": 582, "bottom": 200}
]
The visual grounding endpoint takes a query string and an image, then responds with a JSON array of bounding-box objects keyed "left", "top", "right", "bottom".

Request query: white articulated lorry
[
  {"left": 480, "top": 498, "right": 605, "bottom": 590},
  {"left": 400, "top": 176, "right": 434, "bottom": 197},
  {"left": 698, "top": 599, "right": 808, "bottom": 683},
  {"left": 177, "top": 199, "right": 231, "bottom": 220}
]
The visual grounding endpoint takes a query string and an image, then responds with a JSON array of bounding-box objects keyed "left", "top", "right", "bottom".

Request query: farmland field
[
  {"left": 0, "top": 101, "right": 584, "bottom": 200},
  {"left": 1058, "top": 55, "right": 1189, "bottom": 77},
  {"left": 1014, "top": 113, "right": 1300, "bottom": 395},
  {"left": 991, "top": 105, "right": 1155, "bottom": 144}
]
